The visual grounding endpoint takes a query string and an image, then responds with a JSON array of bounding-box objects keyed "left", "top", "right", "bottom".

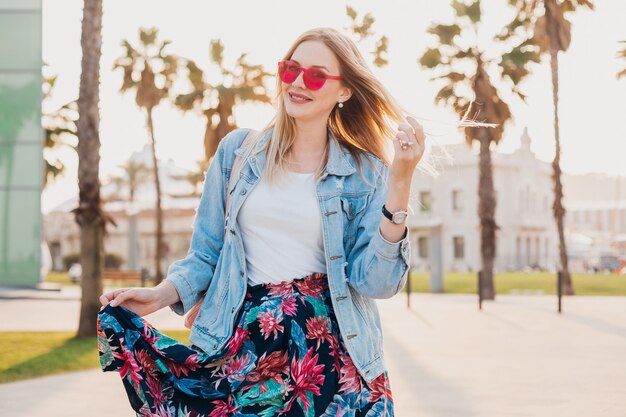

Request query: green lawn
[
  {"left": 407, "top": 271, "right": 626, "bottom": 296},
  {"left": 46, "top": 271, "right": 156, "bottom": 288},
  {"left": 0, "top": 330, "right": 189, "bottom": 384}
]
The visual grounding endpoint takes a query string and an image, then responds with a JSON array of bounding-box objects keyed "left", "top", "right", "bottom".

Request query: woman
[{"left": 98, "top": 27, "right": 425, "bottom": 417}]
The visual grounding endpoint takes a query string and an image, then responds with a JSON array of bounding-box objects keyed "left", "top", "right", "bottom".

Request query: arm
[
  {"left": 346, "top": 161, "right": 411, "bottom": 299},
  {"left": 163, "top": 135, "right": 231, "bottom": 315}
]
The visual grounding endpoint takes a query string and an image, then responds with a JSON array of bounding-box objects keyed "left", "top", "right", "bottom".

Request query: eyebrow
[{"left": 291, "top": 59, "right": 330, "bottom": 72}]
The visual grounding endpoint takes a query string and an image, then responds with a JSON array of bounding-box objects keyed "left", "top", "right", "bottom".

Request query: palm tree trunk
[
  {"left": 75, "top": 0, "right": 104, "bottom": 337},
  {"left": 478, "top": 130, "right": 497, "bottom": 300},
  {"left": 549, "top": 46, "right": 574, "bottom": 295},
  {"left": 146, "top": 109, "right": 163, "bottom": 284}
]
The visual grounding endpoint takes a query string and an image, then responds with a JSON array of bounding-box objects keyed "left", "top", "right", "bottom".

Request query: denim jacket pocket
[
  {"left": 340, "top": 194, "right": 370, "bottom": 246},
  {"left": 340, "top": 194, "right": 369, "bottom": 220}
]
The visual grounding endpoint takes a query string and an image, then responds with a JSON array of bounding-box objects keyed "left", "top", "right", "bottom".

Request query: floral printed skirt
[{"left": 97, "top": 272, "right": 394, "bottom": 416}]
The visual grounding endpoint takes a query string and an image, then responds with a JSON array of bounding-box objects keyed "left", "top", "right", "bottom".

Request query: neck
[{"left": 291, "top": 120, "right": 328, "bottom": 157}]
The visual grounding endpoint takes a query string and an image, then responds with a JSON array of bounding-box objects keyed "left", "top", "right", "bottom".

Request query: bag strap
[{"left": 224, "top": 129, "right": 257, "bottom": 224}]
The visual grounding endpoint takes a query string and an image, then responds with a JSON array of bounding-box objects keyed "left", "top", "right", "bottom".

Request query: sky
[{"left": 40, "top": 0, "right": 626, "bottom": 213}]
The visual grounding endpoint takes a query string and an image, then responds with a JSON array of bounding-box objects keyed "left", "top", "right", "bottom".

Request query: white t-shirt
[{"left": 238, "top": 170, "right": 328, "bottom": 285}]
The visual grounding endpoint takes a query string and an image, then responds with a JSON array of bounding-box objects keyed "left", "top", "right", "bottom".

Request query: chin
[
  {"left": 284, "top": 100, "right": 329, "bottom": 123},
  {"left": 284, "top": 102, "right": 311, "bottom": 120}
]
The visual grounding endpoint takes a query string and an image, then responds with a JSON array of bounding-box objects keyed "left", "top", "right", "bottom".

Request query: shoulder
[{"left": 218, "top": 128, "right": 255, "bottom": 154}]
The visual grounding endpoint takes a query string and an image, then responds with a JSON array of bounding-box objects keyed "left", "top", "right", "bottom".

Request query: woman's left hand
[{"left": 389, "top": 116, "right": 426, "bottom": 182}]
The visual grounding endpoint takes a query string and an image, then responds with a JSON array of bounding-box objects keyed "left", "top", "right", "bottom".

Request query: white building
[
  {"left": 407, "top": 128, "right": 559, "bottom": 273},
  {"left": 44, "top": 145, "right": 200, "bottom": 274}
]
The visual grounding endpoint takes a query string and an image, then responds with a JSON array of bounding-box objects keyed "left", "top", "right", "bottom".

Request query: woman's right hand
[{"left": 99, "top": 282, "right": 180, "bottom": 317}]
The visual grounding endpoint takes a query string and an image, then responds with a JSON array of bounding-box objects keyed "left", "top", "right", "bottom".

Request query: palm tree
[
  {"left": 107, "top": 160, "right": 151, "bottom": 203},
  {"left": 171, "top": 159, "right": 205, "bottom": 197},
  {"left": 114, "top": 28, "right": 179, "bottom": 284},
  {"left": 73, "top": 0, "right": 115, "bottom": 337},
  {"left": 498, "top": 0, "right": 595, "bottom": 296},
  {"left": 42, "top": 69, "right": 78, "bottom": 188},
  {"left": 419, "top": 0, "right": 537, "bottom": 300},
  {"left": 175, "top": 40, "right": 272, "bottom": 170},
  {"left": 617, "top": 41, "right": 626, "bottom": 80},
  {"left": 345, "top": 6, "right": 389, "bottom": 68}
]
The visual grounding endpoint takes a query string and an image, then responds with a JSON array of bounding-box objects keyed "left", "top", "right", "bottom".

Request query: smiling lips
[{"left": 288, "top": 92, "right": 312, "bottom": 103}]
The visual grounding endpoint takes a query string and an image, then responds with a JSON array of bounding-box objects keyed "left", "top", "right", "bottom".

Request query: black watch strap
[{"left": 381, "top": 204, "right": 394, "bottom": 221}]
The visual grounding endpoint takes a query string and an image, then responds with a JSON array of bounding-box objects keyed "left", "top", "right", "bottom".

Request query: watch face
[{"left": 392, "top": 212, "right": 407, "bottom": 224}]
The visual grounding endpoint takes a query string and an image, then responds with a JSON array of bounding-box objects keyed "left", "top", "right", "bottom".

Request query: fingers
[
  {"left": 395, "top": 131, "right": 412, "bottom": 150},
  {"left": 397, "top": 123, "right": 414, "bottom": 144},
  {"left": 109, "top": 289, "right": 136, "bottom": 307},
  {"left": 99, "top": 288, "right": 129, "bottom": 307},
  {"left": 406, "top": 116, "right": 425, "bottom": 146}
]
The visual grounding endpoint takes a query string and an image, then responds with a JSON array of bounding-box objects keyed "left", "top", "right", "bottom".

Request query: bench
[{"left": 102, "top": 269, "right": 151, "bottom": 287}]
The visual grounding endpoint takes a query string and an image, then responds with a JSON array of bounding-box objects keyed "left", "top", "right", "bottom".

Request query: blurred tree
[
  {"left": 498, "top": 0, "right": 595, "bottom": 295},
  {"left": 42, "top": 68, "right": 78, "bottom": 188},
  {"left": 114, "top": 27, "right": 179, "bottom": 283},
  {"left": 107, "top": 160, "right": 151, "bottom": 203},
  {"left": 73, "top": 0, "right": 115, "bottom": 338},
  {"left": 345, "top": 5, "right": 390, "bottom": 68},
  {"left": 175, "top": 40, "right": 272, "bottom": 174},
  {"left": 419, "top": 0, "right": 536, "bottom": 300},
  {"left": 618, "top": 41, "right": 626, "bottom": 80}
]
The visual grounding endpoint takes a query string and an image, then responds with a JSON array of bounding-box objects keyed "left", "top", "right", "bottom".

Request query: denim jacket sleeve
[
  {"left": 164, "top": 134, "right": 231, "bottom": 315},
  {"left": 346, "top": 160, "right": 411, "bottom": 299}
]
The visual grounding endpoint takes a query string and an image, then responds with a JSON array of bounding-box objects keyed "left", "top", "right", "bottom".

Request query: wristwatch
[{"left": 382, "top": 204, "right": 408, "bottom": 225}]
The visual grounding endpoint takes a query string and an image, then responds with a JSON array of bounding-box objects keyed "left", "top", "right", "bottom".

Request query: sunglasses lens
[
  {"left": 303, "top": 68, "right": 326, "bottom": 90},
  {"left": 279, "top": 60, "right": 300, "bottom": 83}
]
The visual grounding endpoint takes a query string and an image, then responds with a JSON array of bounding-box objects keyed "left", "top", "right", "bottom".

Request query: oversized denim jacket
[{"left": 165, "top": 127, "right": 411, "bottom": 383}]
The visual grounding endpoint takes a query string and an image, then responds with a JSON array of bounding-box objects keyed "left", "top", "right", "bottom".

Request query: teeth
[{"left": 290, "top": 93, "right": 310, "bottom": 101}]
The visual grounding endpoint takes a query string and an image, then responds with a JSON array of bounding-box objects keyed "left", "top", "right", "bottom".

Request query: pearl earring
[{"left": 338, "top": 102, "right": 344, "bottom": 108}]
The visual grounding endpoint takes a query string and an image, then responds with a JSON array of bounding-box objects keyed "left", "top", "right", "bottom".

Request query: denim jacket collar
[{"left": 234, "top": 126, "right": 356, "bottom": 178}]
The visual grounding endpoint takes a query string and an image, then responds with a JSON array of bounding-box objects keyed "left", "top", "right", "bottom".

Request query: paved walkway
[{"left": 1, "top": 287, "right": 625, "bottom": 416}]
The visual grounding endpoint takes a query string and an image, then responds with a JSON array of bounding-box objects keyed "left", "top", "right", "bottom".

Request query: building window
[
  {"left": 452, "top": 189, "right": 463, "bottom": 211},
  {"left": 453, "top": 236, "right": 464, "bottom": 259},
  {"left": 418, "top": 236, "right": 429, "bottom": 258},
  {"left": 419, "top": 191, "right": 431, "bottom": 212}
]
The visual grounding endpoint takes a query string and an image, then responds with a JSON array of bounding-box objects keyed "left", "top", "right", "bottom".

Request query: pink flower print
[
  {"left": 281, "top": 293, "right": 298, "bottom": 316},
  {"left": 141, "top": 324, "right": 160, "bottom": 346},
  {"left": 294, "top": 274, "right": 327, "bottom": 298},
  {"left": 338, "top": 350, "right": 362, "bottom": 395},
  {"left": 215, "top": 353, "right": 253, "bottom": 387},
  {"left": 165, "top": 353, "right": 202, "bottom": 378},
  {"left": 112, "top": 338, "right": 143, "bottom": 388},
  {"left": 135, "top": 349, "right": 159, "bottom": 380},
  {"left": 245, "top": 350, "right": 289, "bottom": 392},
  {"left": 267, "top": 280, "right": 295, "bottom": 297},
  {"left": 145, "top": 374, "right": 168, "bottom": 403},
  {"left": 224, "top": 326, "right": 250, "bottom": 356},
  {"left": 367, "top": 372, "right": 394, "bottom": 403},
  {"left": 258, "top": 309, "right": 285, "bottom": 340},
  {"left": 305, "top": 316, "right": 332, "bottom": 349},
  {"left": 281, "top": 347, "right": 326, "bottom": 414},
  {"left": 208, "top": 396, "right": 238, "bottom": 417}
]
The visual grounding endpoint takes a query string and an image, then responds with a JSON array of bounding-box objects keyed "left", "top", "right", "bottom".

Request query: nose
[{"left": 291, "top": 69, "right": 307, "bottom": 89}]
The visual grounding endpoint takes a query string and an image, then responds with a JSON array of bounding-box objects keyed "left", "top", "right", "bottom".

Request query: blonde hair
[{"left": 233, "top": 27, "right": 419, "bottom": 187}]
